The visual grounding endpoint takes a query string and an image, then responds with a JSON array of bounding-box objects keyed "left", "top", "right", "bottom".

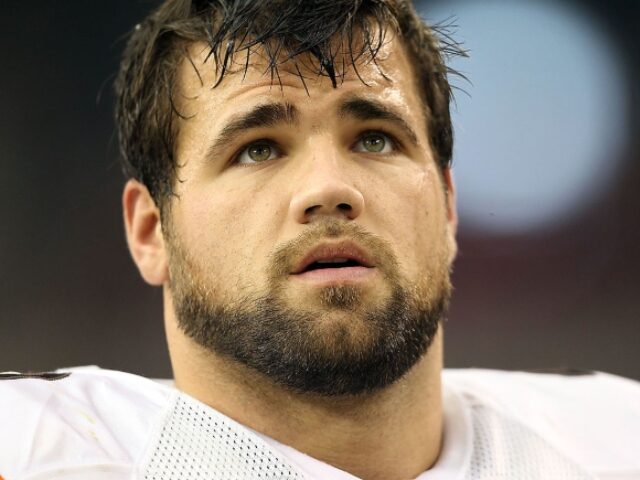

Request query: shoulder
[
  {"left": 443, "top": 367, "right": 640, "bottom": 406},
  {"left": 443, "top": 368, "right": 640, "bottom": 477},
  {"left": 0, "top": 366, "right": 175, "bottom": 479}
]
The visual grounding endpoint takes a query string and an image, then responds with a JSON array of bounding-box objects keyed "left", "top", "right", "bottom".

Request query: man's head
[
  {"left": 116, "top": 0, "right": 458, "bottom": 207},
  {"left": 119, "top": 0, "right": 460, "bottom": 397}
]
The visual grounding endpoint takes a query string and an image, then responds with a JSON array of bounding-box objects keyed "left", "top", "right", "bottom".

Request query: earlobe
[
  {"left": 442, "top": 168, "right": 457, "bottom": 224},
  {"left": 122, "top": 179, "right": 168, "bottom": 286},
  {"left": 442, "top": 168, "right": 458, "bottom": 262}
]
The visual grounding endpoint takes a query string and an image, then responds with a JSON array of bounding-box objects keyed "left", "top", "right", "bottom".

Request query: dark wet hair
[{"left": 115, "top": 0, "right": 465, "bottom": 207}]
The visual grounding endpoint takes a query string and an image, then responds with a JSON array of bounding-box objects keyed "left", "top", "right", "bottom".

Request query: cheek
[
  {"left": 413, "top": 169, "right": 447, "bottom": 230},
  {"left": 175, "top": 185, "right": 268, "bottom": 282},
  {"left": 417, "top": 170, "right": 450, "bottom": 238},
  {"left": 380, "top": 167, "right": 448, "bottom": 276}
]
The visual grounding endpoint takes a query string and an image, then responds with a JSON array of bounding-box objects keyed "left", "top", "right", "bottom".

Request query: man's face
[{"left": 164, "top": 34, "right": 456, "bottom": 396}]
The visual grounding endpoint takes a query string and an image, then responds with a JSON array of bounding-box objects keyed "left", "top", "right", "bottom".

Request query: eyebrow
[
  {"left": 207, "top": 102, "right": 298, "bottom": 159},
  {"left": 338, "top": 96, "right": 419, "bottom": 147}
]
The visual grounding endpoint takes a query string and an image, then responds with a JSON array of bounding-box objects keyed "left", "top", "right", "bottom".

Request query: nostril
[
  {"left": 301, "top": 202, "right": 354, "bottom": 220},
  {"left": 305, "top": 204, "right": 322, "bottom": 215}
]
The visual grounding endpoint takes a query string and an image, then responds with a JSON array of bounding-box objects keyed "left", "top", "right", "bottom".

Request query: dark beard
[{"left": 168, "top": 221, "right": 451, "bottom": 397}]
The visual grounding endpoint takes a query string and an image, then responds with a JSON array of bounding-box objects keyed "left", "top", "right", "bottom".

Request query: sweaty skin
[{"left": 123, "top": 33, "right": 457, "bottom": 480}]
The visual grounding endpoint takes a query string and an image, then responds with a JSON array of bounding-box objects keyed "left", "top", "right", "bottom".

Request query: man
[{"left": 1, "top": 1, "right": 639, "bottom": 479}]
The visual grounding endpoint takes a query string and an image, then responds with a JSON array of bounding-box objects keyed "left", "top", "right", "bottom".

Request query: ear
[
  {"left": 442, "top": 168, "right": 458, "bottom": 262},
  {"left": 122, "top": 179, "right": 168, "bottom": 286}
]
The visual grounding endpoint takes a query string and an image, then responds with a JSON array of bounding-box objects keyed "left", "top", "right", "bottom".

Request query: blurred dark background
[{"left": 1, "top": 1, "right": 638, "bottom": 380}]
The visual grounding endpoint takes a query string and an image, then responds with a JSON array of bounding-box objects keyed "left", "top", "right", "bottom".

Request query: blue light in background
[{"left": 419, "top": 0, "right": 628, "bottom": 234}]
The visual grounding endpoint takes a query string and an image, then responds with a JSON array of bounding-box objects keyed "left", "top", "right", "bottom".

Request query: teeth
[{"left": 316, "top": 258, "right": 349, "bottom": 264}]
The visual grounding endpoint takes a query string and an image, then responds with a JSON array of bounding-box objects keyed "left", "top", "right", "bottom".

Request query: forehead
[{"left": 175, "top": 34, "right": 427, "bottom": 131}]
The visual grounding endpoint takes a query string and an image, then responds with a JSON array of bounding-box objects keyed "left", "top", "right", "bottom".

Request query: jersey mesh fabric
[
  {"left": 141, "top": 394, "right": 305, "bottom": 480},
  {"left": 467, "top": 404, "right": 595, "bottom": 479}
]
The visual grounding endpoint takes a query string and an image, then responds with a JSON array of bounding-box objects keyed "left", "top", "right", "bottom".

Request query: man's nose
[{"left": 289, "top": 152, "right": 365, "bottom": 225}]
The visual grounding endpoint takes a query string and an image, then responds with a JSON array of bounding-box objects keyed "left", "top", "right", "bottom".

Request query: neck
[{"left": 166, "top": 305, "right": 444, "bottom": 480}]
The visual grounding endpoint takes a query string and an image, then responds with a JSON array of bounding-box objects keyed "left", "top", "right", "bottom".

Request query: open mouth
[
  {"left": 291, "top": 242, "right": 376, "bottom": 281},
  {"left": 302, "top": 258, "right": 364, "bottom": 272},
  {"left": 294, "top": 255, "right": 374, "bottom": 283}
]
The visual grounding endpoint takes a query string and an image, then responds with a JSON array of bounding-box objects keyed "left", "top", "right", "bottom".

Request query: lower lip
[{"left": 292, "top": 266, "right": 376, "bottom": 284}]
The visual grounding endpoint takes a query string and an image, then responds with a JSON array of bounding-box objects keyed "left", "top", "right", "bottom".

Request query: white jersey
[{"left": 0, "top": 367, "right": 638, "bottom": 479}]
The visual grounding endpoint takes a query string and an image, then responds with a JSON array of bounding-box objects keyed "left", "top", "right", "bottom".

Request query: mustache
[{"left": 268, "top": 219, "right": 400, "bottom": 280}]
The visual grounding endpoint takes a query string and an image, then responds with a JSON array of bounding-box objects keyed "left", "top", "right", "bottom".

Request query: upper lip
[{"left": 291, "top": 241, "right": 375, "bottom": 274}]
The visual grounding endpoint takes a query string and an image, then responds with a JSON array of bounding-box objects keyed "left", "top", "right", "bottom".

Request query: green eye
[
  {"left": 248, "top": 144, "right": 272, "bottom": 162},
  {"left": 355, "top": 132, "right": 394, "bottom": 154},
  {"left": 363, "top": 134, "right": 386, "bottom": 152},
  {"left": 236, "top": 142, "right": 278, "bottom": 165}
]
